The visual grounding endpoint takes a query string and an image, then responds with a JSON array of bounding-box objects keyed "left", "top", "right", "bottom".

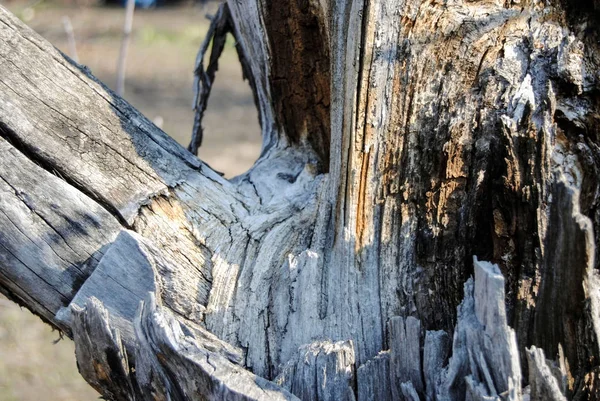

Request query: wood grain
[{"left": 1, "top": 0, "right": 600, "bottom": 399}]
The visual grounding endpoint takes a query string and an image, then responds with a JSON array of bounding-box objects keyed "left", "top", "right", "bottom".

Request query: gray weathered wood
[
  {"left": 389, "top": 316, "right": 424, "bottom": 398},
  {"left": 0, "top": 6, "right": 201, "bottom": 225},
  {"left": 71, "top": 294, "right": 299, "bottom": 400},
  {"left": 437, "top": 257, "right": 522, "bottom": 401},
  {"left": 275, "top": 341, "right": 356, "bottom": 401},
  {"left": 423, "top": 331, "right": 451, "bottom": 401},
  {"left": 66, "top": 230, "right": 299, "bottom": 400},
  {"left": 1, "top": 0, "right": 600, "bottom": 399},
  {"left": 0, "top": 135, "right": 121, "bottom": 325},
  {"left": 526, "top": 346, "right": 568, "bottom": 401},
  {"left": 357, "top": 352, "right": 391, "bottom": 401}
]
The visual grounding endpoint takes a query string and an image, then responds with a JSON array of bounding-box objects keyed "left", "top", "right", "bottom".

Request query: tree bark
[{"left": 1, "top": 0, "right": 599, "bottom": 400}]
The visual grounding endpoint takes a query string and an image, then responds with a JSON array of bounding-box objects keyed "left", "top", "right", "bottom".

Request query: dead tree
[{"left": 0, "top": 0, "right": 599, "bottom": 399}]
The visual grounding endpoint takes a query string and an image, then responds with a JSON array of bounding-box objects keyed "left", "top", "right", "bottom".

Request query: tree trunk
[{"left": 1, "top": 0, "right": 599, "bottom": 400}]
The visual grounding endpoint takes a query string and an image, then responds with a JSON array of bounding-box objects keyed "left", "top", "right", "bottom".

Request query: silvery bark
[{"left": 0, "top": 0, "right": 599, "bottom": 399}]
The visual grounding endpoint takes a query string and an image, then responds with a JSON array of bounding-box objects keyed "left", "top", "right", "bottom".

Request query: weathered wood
[
  {"left": 438, "top": 257, "right": 522, "bottom": 401},
  {"left": 1, "top": 0, "right": 600, "bottom": 400},
  {"left": 0, "top": 4, "right": 322, "bottom": 397},
  {"left": 190, "top": 3, "right": 233, "bottom": 156},
  {"left": 70, "top": 298, "right": 136, "bottom": 400},
  {"left": 0, "top": 135, "right": 121, "bottom": 325},
  {"left": 356, "top": 352, "right": 392, "bottom": 401},
  {"left": 62, "top": 229, "right": 299, "bottom": 400},
  {"left": 526, "top": 346, "right": 568, "bottom": 401},
  {"left": 0, "top": 8, "right": 200, "bottom": 225},
  {"left": 275, "top": 341, "right": 356, "bottom": 401},
  {"left": 323, "top": 0, "right": 600, "bottom": 397},
  {"left": 423, "top": 331, "right": 451, "bottom": 401},
  {"left": 389, "top": 316, "right": 424, "bottom": 398},
  {"left": 71, "top": 294, "right": 299, "bottom": 400}
]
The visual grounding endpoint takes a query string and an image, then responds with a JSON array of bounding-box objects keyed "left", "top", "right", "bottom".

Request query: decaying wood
[
  {"left": 275, "top": 340, "right": 356, "bottom": 400},
  {"left": 189, "top": 3, "right": 233, "bottom": 156},
  {"left": 1, "top": 0, "right": 600, "bottom": 400}
]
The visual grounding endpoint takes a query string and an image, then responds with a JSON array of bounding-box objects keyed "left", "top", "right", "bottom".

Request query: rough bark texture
[{"left": 1, "top": 0, "right": 600, "bottom": 400}]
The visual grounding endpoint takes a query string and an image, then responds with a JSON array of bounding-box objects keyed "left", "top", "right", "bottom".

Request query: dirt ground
[{"left": 0, "top": 1, "right": 261, "bottom": 399}]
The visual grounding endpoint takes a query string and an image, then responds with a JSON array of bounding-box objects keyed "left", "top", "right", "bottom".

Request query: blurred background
[{"left": 0, "top": 0, "right": 261, "bottom": 399}]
